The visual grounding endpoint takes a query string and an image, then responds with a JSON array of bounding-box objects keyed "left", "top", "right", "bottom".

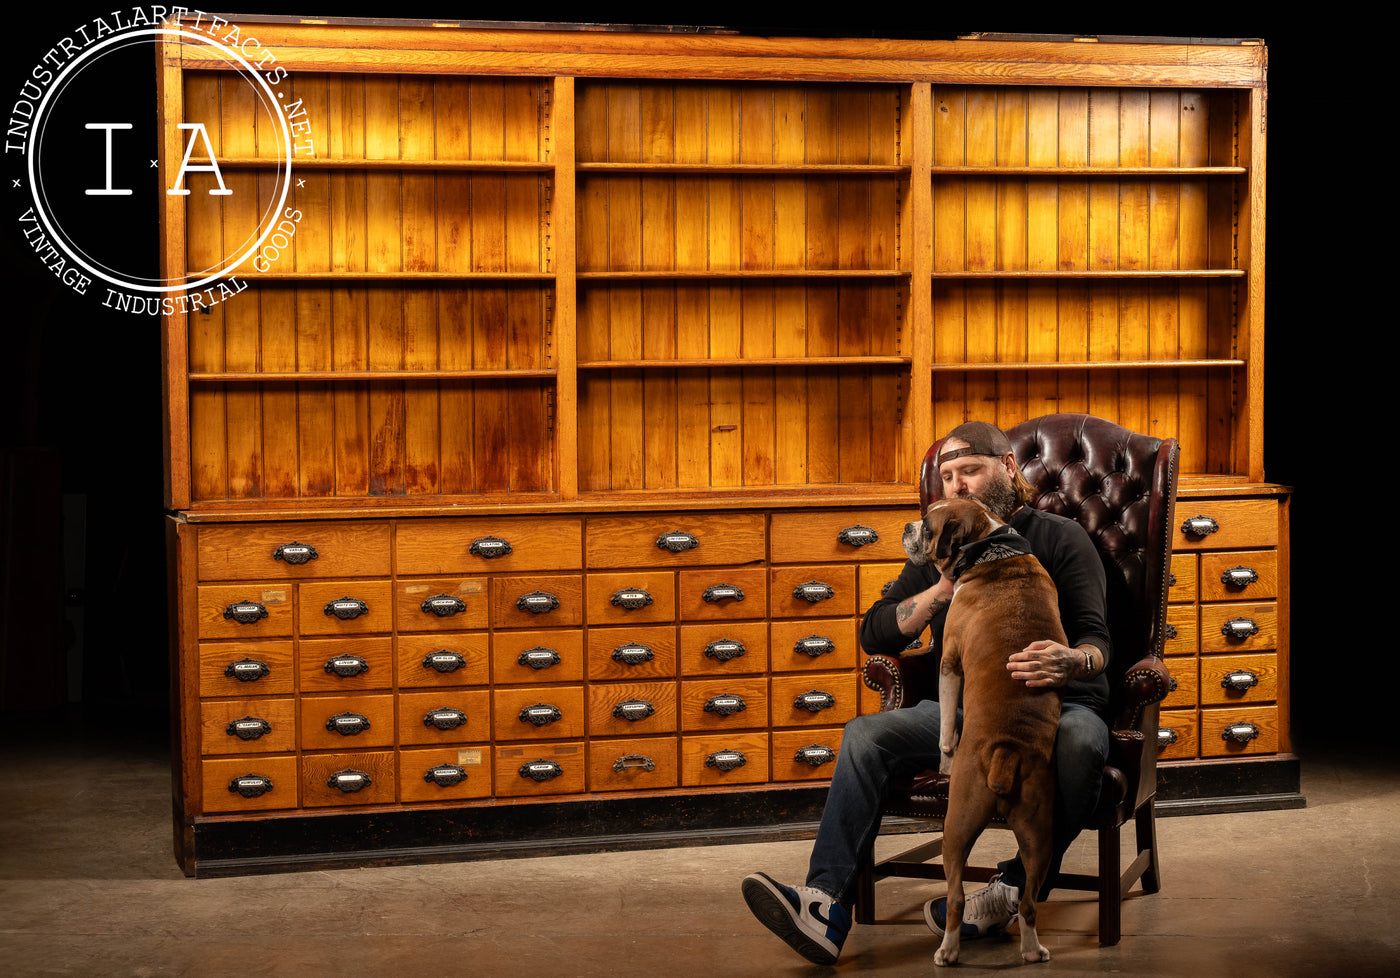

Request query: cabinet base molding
[{"left": 1156, "top": 755, "right": 1303, "bottom": 816}]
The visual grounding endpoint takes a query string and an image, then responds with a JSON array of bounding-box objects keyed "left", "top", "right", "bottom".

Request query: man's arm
[{"left": 857, "top": 559, "right": 947, "bottom": 655}]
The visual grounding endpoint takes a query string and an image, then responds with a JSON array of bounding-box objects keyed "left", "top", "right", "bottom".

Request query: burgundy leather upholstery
[{"left": 855, "top": 413, "right": 1179, "bottom": 945}]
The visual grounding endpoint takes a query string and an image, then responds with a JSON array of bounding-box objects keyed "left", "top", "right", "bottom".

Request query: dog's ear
[{"left": 933, "top": 511, "right": 969, "bottom": 561}]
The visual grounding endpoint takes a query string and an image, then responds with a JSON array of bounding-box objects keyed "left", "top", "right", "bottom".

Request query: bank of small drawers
[
  {"left": 191, "top": 507, "right": 913, "bottom": 815},
  {"left": 1160, "top": 496, "right": 1284, "bottom": 762}
]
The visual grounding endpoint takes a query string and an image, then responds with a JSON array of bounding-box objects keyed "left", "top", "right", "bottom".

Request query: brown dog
[{"left": 904, "top": 497, "right": 1064, "bottom": 965}]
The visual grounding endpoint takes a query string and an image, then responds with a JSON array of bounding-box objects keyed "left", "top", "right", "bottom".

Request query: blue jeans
[{"left": 805, "top": 699, "right": 1109, "bottom": 904}]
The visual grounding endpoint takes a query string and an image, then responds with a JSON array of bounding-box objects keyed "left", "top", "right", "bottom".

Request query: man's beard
[{"left": 959, "top": 470, "right": 1018, "bottom": 521}]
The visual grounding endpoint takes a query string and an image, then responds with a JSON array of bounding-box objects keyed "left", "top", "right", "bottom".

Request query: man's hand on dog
[{"left": 1006, "top": 640, "right": 1083, "bottom": 687}]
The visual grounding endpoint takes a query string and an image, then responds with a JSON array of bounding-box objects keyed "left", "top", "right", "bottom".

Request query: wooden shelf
[
  {"left": 218, "top": 272, "right": 555, "bottom": 283},
  {"left": 931, "top": 359, "right": 1246, "bottom": 373},
  {"left": 188, "top": 370, "right": 556, "bottom": 382},
  {"left": 930, "top": 166, "right": 1246, "bottom": 177},
  {"left": 930, "top": 269, "right": 1244, "bottom": 280},
  {"left": 577, "top": 269, "right": 907, "bottom": 281},
  {"left": 578, "top": 163, "right": 909, "bottom": 175},
  {"left": 579, "top": 357, "right": 911, "bottom": 370},
  {"left": 191, "top": 157, "right": 552, "bottom": 171}
]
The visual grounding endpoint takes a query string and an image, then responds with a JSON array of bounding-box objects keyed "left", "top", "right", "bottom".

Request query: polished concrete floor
[{"left": 2, "top": 711, "right": 1397, "bottom": 977}]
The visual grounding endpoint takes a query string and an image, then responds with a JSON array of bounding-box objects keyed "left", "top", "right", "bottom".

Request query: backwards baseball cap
[{"left": 937, "top": 421, "right": 1012, "bottom": 467}]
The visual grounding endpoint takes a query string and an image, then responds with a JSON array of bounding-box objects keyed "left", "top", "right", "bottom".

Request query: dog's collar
[{"left": 948, "top": 525, "right": 1033, "bottom": 582}]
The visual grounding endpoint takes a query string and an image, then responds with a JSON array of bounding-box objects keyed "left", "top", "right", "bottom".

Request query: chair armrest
[
  {"left": 1112, "top": 654, "right": 1172, "bottom": 733},
  {"left": 862, "top": 652, "right": 943, "bottom": 712}
]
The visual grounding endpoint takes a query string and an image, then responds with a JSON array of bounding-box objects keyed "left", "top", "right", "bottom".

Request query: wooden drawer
[
  {"left": 1199, "top": 653, "right": 1278, "bottom": 707},
  {"left": 587, "top": 736, "right": 680, "bottom": 792},
  {"left": 769, "top": 619, "right": 858, "bottom": 673},
  {"left": 681, "top": 731, "right": 769, "bottom": 787},
  {"left": 677, "top": 567, "right": 768, "bottom": 622},
  {"left": 397, "top": 689, "right": 493, "bottom": 746},
  {"left": 1157, "top": 709, "right": 1199, "bottom": 761},
  {"left": 1175, "top": 499, "right": 1278, "bottom": 552},
  {"left": 678, "top": 621, "right": 769, "bottom": 676},
  {"left": 200, "top": 697, "right": 296, "bottom": 755},
  {"left": 1200, "top": 705, "right": 1280, "bottom": 758},
  {"left": 302, "top": 751, "right": 396, "bottom": 808},
  {"left": 199, "top": 640, "right": 293, "bottom": 697},
  {"left": 396, "top": 578, "right": 490, "bottom": 632},
  {"left": 197, "top": 522, "right": 391, "bottom": 581},
  {"left": 197, "top": 584, "right": 294, "bottom": 640},
  {"left": 1161, "top": 657, "right": 1198, "bottom": 710},
  {"left": 680, "top": 677, "right": 770, "bottom": 732},
  {"left": 491, "top": 685, "right": 587, "bottom": 741},
  {"left": 298, "top": 637, "right": 393, "bottom": 692},
  {"left": 492, "top": 629, "right": 585, "bottom": 684},
  {"left": 300, "top": 693, "right": 395, "bottom": 751},
  {"left": 585, "top": 571, "right": 676, "bottom": 625},
  {"left": 859, "top": 562, "right": 909, "bottom": 611},
  {"left": 585, "top": 513, "right": 766, "bottom": 568},
  {"left": 1168, "top": 554, "right": 1197, "bottom": 603},
  {"left": 398, "top": 745, "right": 493, "bottom": 803},
  {"left": 860, "top": 675, "right": 884, "bottom": 716},
  {"left": 495, "top": 742, "right": 586, "bottom": 797},
  {"left": 769, "top": 509, "right": 917, "bottom": 564},
  {"left": 771, "top": 727, "right": 842, "bottom": 783},
  {"left": 396, "top": 632, "right": 490, "bottom": 688},
  {"left": 587, "top": 625, "right": 678, "bottom": 681},
  {"left": 201, "top": 755, "right": 299, "bottom": 813},
  {"left": 395, "top": 516, "right": 583, "bottom": 575},
  {"left": 297, "top": 581, "right": 394, "bottom": 636},
  {"left": 770, "top": 673, "right": 857, "bottom": 729},
  {"left": 1164, "top": 605, "right": 1198, "bottom": 656},
  {"left": 587, "top": 681, "right": 679, "bottom": 736},
  {"left": 770, "top": 565, "right": 856, "bottom": 618},
  {"left": 1200, "top": 551, "right": 1278, "bottom": 602},
  {"left": 1200, "top": 602, "right": 1277, "bottom": 654},
  {"left": 491, "top": 574, "right": 584, "bottom": 628}
]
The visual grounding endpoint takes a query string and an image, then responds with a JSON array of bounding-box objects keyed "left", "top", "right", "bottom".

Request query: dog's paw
[
  {"left": 933, "top": 947, "right": 959, "bottom": 967},
  {"left": 1021, "top": 944, "right": 1050, "bottom": 964}
]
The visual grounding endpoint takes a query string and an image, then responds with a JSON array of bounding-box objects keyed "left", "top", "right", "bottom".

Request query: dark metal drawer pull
[
  {"left": 611, "top": 587, "right": 654, "bottom": 610},
  {"left": 795, "top": 689, "right": 836, "bottom": 713},
  {"left": 273, "top": 541, "right": 318, "bottom": 564},
  {"left": 222, "top": 600, "right": 268, "bottom": 624},
  {"left": 1157, "top": 728, "right": 1179, "bottom": 749},
  {"left": 328, "top": 769, "right": 371, "bottom": 792},
  {"left": 612, "top": 642, "right": 655, "bottom": 665},
  {"left": 518, "top": 647, "right": 561, "bottom": 670},
  {"left": 325, "top": 712, "right": 371, "bottom": 736},
  {"left": 904, "top": 638, "right": 923, "bottom": 652},
  {"left": 795, "top": 745, "right": 837, "bottom": 767},
  {"left": 324, "top": 596, "right": 369, "bottom": 620},
  {"left": 1165, "top": 622, "right": 1178, "bottom": 640},
  {"left": 519, "top": 703, "right": 562, "bottom": 727},
  {"left": 613, "top": 754, "right": 656, "bottom": 773},
  {"left": 424, "top": 764, "right": 467, "bottom": 787},
  {"left": 1221, "top": 722, "right": 1260, "bottom": 744},
  {"left": 1168, "top": 571, "right": 1177, "bottom": 587},
  {"left": 469, "top": 535, "right": 513, "bottom": 559},
  {"left": 1181, "top": 515, "right": 1220, "bottom": 538},
  {"left": 226, "top": 716, "right": 271, "bottom": 741},
  {"left": 422, "top": 650, "right": 466, "bottom": 673},
  {"left": 520, "top": 759, "right": 563, "bottom": 782},
  {"left": 421, "top": 594, "right": 467, "bottom": 617},
  {"left": 1221, "top": 670, "right": 1260, "bottom": 691},
  {"left": 324, "top": 655, "right": 370, "bottom": 677},
  {"left": 704, "top": 694, "right": 746, "bottom": 717},
  {"left": 705, "top": 749, "right": 747, "bottom": 772},
  {"left": 702, "top": 584, "right": 745, "bottom": 603},
  {"left": 423, "top": 707, "right": 468, "bottom": 730},
  {"left": 794, "top": 581, "right": 835, "bottom": 603},
  {"left": 838, "top": 525, "right": 879, "bottom": 547},
  {"left": 656, "top": 531, "right": 700, "bottom": 553},
  {"left": 612, "top": 699, "right": 656, "bottom": 722},
  {"left": 881, "top": 578, "right": 896, "bottom": 596},
  {"left": 704, "top": 639, "right": 746, "bottom": 662},
  {"left": 517, "top": 591, "right": 560, "bottom": 615},
  {"left": 228, "top": 774, "right": 274, "bottom": 798},
  {"left": 1222, "top": 565, "right": 1260, "bottom": 588},
  {"left": 225, "top": 658, "right": 270, "bottom": 682},
  {"left": 796, "top": 635, "right": 836, "bottom": 658},
  {"left": 1168, "top": 675, "right": 1179, "bottom": 692},
  {"left": 1221, "top": 617, "right": 1259, "bottom": 640}
]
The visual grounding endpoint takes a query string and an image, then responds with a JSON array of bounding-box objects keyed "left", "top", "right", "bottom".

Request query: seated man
[{"left": 741, "top": 421, "right": 1112, "bottom": 965}]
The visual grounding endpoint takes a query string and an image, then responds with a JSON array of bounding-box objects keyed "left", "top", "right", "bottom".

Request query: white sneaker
[
  {"left": 924, "top": 874, "right": 1021, "bottom": 939},
  {"left": 742, "top": 872, "right": 851, "bottom": 965}
]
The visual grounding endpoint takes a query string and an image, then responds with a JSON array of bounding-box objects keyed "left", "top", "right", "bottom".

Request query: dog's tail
[{"left": 986, "top": 746, "right": 1022, "bottom": 796}]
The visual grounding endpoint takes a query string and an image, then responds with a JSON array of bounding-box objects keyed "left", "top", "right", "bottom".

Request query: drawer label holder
[
  {"left": 1222, "top": 721, "right": 1260, "bottom": 744},
  {"left": 656, "top": 531, "right": 699, "bottom": 553},
  {"left": 225, "top": 658, "right": 271, "bottom": 682},
  {"left": 838, "top": 525, "right": 879, "bottom": 547},
  {"left": 1221, "top": 670, "right": 1260, "bottom": 691},
  {"left": 795, "top": 745, "right": 836, "bottom": 767},
  {"left": 795, "top": 690, "right": 837, "bottom": 713},
  {"left": 794, "top": 581, "right": 835, "bottom": 603},
  {"left": 324, "top": 597, "right": 369, "bottom": 620},
  {"left": 612, "top": 699, "right": 656, "bottom": 722},
  {"left": 518, "top": 647, "right": 562, "bottom": 670},
  {"left": 705, "top": 749, "right": 747, "bottom": 772},
  {"left": 328, "top": 769, "right": 371, "bottom": 792},
  {"left": 1221, "top": 617, "right": 1260, "bottom": 640},
  {"left": 796, "top": 635, "right": 836, "bottom": 658},
  {"left": 324, "top": 655, "right": 370, "bottom": 677},
  {"left": 424, "top": 764, "right": 468, "bottom": 787},
  {"left": 273, "top": 541, "right": 318, "bottom": 565},
  {"left": 469, "top": 536, "right": 513, "bottom": 559},
  {"left": 325, "top": 712, "right": 371, "bottom": 736},
  {"left": 423, "top": 707, "right": 468, "bottom": 730},
  {"left": 611, "top": 588, "right": 654, "bottom": 610},
  {"left": 228, "top": 774, "right": 275, "bottom": 798},
  {"left": 612, "top": 642, "right": 655, "bottom": 665},
  {"left": 1181, "top": 515, "right": 1220, "bottom": 538},
  {"left": 422, "top": 650, "right": 466, "bottom": 673},
  {"left": 613, "top": 753, "right": 656, "bottom": 773},
  {"left": 704, "top": 694, "right": 746, "bottom": 717},
  {"left": 516, "top": 591, "right": 560, "bottom": 615},
  {"left": 226, "top": 716, "right": 271, "bottom": 741},
  {"left": 1222, "top": 566, "right": 1260, "bottom": 588},
  {"left": 519, "top": 703, "right": 562, "bottom": 727},
  {"left": 1157, "top": 727, "right": 1180, "bottom": 749},
  {"left": 422, "top": 594, "right": 467, "bottom": 617},
  {"left": 704, "top": 639, "right": 746, "bottom": 662},
  {"left": 702, "top": 584, "right": 745, "bottom": 603},
  {"left": 222, "top": 601, "right": 268, "bottom": 624},
  {"left": 520, "top": 759, "right": 563, "bottom": 782}
]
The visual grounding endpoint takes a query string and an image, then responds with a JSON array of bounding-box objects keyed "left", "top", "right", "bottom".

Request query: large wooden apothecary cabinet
[{"left": 158, "top": 20, "right": 1291, "bottom": 875}]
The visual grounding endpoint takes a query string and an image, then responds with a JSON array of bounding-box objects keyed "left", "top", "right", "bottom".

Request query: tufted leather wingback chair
[{"left": 853, "top": 414, "right": 1178, "bottom": 946}]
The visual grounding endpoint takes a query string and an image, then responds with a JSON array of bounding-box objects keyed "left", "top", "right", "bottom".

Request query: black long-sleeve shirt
[{"left": 858, "top": 505, "right": 1113, "bottom": 714}]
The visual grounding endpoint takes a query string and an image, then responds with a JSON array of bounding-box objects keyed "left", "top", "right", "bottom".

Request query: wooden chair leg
[
  {"left": 854, "top": 856, "right": 876, "bottom": 925},
  {"left": 1097, "top": 822, "right": 1122, "bottom": 946},
  {"left": 1136, "top": 797, "right": 1161, "bottom": 894}
]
